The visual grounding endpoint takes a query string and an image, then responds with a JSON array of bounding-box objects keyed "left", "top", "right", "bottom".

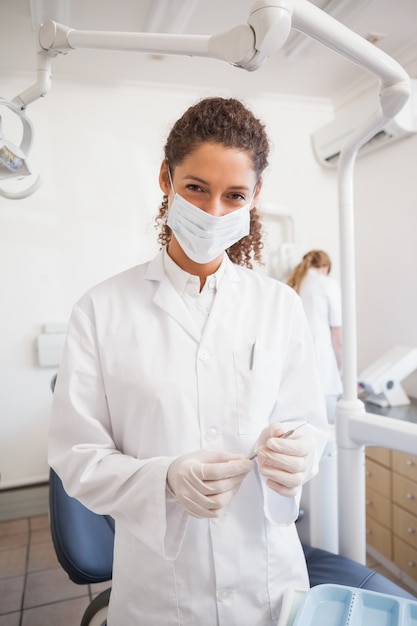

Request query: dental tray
[{"left": 292, "top": 584, "right": 417, "bottom": 626}]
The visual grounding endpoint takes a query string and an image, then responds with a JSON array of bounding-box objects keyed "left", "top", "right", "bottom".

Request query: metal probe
[{"left": 249, "top": 422, "right": 308, "bottom": 460}]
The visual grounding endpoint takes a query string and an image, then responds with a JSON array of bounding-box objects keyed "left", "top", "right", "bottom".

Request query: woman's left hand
[{"left": 255, "top": 424, "right": 314, "bottom": 497}]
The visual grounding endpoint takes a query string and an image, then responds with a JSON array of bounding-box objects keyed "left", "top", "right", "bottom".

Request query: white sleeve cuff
[{"left": 259, "top": 473, "right": 301, "bottom": 526}]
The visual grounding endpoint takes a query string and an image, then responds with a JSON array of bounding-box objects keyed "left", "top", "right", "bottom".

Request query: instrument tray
[{"left": 293, "top": 584, "right": 417, "bottom": 626}]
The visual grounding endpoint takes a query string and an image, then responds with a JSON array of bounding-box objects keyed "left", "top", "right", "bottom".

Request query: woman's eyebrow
[
  {"left": 227, "top": 186, "right": 252, "bottom": 192},
  {"left": 180, "top": 175, "right": 209, "bottom": 185},
  {"left": 181, "top": 175, "right": 251, "bottom": 192}
]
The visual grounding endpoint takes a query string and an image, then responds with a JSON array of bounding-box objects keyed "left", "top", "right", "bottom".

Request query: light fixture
[
  {"left": 142, "top": 0, "right": 199, "bottom": 34},
  {"left": 0, "top": 100, "right": 33, "bottom": 180},
  {"left": 0, "top": 98, "right": 41, "bottom": 199},
  {"left": 0, "top": 139, "right": 31, "bottom": 179}
]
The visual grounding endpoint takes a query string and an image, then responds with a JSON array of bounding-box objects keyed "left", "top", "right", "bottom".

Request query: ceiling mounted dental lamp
[
  {"left": 0, "top": 98, "right": 42, "bottom": 199},
  {"left": 0, "top": 0, "right": 63, "bottom": 200},
  {"left": 0, "top": 100, "right": 32, "bottom": 180}
]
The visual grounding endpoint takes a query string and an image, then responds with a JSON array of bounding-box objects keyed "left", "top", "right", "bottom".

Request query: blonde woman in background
[
  {"left": 287, "top": 250, "right": 342, "bottom": 424},
  {"left": 287, "top": 250, "right": 341, "bottom": 553}
]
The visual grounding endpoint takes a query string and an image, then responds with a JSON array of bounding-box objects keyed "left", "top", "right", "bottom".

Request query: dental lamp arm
[
  {"left": 35, "top": 3, "right": 293, "bottom": 72},
  {"left": 29, "top": 2, "right": 411, "bottom": 113},
  {"left": 12, "top": 50, "right": 54, "bottom": 110},
  {"left": 36, "top": 4, "right": 293, "bottom": 71},
  {"left": 37, "top": 20, "right": 261, "bottom": 68},
  {"left": 34, "top": 2, "right": 410, "bottom": 114},
  {"left": 290, "top": 0, "right": 410, "bottom": 99}
]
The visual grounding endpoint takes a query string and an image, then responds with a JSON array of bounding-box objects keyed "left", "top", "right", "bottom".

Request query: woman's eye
[
  {"left": 228, "top": 193, "right": 246, "bottom": 201},
  {"left": 186, "top": 184, "right": 204, "bottom": 192}
]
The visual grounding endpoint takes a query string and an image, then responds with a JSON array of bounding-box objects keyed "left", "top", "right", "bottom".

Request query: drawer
[
  {"left": 393, "top": 473, "right": 417, "bottom": 516},
  {"left": 393, "top": 536, "right": 417, "bottom": 582},
  {"left": 366, "top": 485, "right": 392, "bottom": 529},
  {"left": 366, "top": 446, "right": 392, "bottom": 468},
  {"left": 393, "top": 504, "right": 417, "bottom": 550},
  {"left": 366, "top": 515, "right": 392, "bottom": 559},
  {"left": 365, "top": 458, "right": 391, "bottom": 499},
  {"left": 393, "top": 450, "right": 417, "bottom": 482}
]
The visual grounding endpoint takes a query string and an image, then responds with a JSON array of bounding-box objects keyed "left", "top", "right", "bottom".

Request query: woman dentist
[{"left": 49, "top": 97, "right": 329, "bottom": 625}]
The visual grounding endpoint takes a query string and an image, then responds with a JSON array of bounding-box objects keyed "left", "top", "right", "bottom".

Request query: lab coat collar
[
  {"left": 144, "top": 249, "right": 239, "bottom": 284},
  {"left": 162, "top": 247, "right": 226, "bottom": 297},
  {"left": 145, "top": 250, "right": 241, "bottom": 342}
]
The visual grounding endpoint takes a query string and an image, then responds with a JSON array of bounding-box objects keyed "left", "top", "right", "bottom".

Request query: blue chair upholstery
[
  {"left": 302, "top": 543, "right": 415, "bottom": 600},
  {"left": 49, "top": 469, "right": 114, "bottom": 584}
]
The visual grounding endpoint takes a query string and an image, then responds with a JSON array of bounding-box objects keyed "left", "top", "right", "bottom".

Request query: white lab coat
[{"left": 49, "top": 250, "right": 328, "bottom": 626}]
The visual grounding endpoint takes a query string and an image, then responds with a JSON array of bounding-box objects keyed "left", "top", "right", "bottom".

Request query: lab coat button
[
  {"left": 217, "top": 590, "right": 231, "bottom": 602},
  {"left": 205, "top": 428, "right": 219, "bottom": 442},
  {"left": 198, "top": 348, "right": 211, "bottom": 361}
]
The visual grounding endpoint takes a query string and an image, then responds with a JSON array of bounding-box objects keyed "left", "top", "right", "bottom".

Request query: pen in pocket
[{"left": 249, "top": 337, "right": 258, "bottom": 370}]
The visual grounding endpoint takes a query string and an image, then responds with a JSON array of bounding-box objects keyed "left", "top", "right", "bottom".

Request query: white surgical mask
[{"left": 166, "top": 177, "right": 253, "bottom": 264}]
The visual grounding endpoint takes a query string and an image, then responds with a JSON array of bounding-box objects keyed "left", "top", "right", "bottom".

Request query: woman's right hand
[{"left": 167, "top": 450, "right": 253, "bottom": 518}]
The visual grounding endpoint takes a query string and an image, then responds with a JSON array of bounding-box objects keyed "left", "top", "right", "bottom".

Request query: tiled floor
[
  {"left": 0, "top": 515, "right": 110, "bottom": 626},
  {"left": 1, "top": 513, "right": 416, "bottom": 626}
]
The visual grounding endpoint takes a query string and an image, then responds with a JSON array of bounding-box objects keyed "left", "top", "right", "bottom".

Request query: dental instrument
[{"left": 249, "top": 422, "right": 308, "bottom": 460}]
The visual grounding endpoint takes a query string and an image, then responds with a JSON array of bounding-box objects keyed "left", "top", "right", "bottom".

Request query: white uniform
[
  {"left": 49, "top": 250, "right": 328, "bottom": 625},
  {"left": 298, "top": 269, "right": 341, "bottom": 551},
  {"left": 299, "top": 268, "right": 343, "bottom": 399}
]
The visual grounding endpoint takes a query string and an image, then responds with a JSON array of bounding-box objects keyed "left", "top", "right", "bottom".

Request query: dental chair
[
  {"left": 49, "top": 468, "right": 415, "bottom": 626},
  {"left": 49, "top": 469, "right": 113, "bottom": 626}
]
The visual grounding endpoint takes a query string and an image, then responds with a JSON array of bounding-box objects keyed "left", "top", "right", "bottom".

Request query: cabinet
[{"left": 366, "top": 446, "right": 417, "bottom": 591}]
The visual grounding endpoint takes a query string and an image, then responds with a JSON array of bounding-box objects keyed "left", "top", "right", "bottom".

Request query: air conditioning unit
[{"left": 312, "top": 79, "right": 417, "bottom": 167}]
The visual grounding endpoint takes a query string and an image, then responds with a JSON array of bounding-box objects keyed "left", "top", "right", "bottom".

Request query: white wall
[
  {"left": 0, "top": 73, "right": 335, "bottom": 488},
  {"left": 354, "top": 134, "right": 417, "bottom": 397}
]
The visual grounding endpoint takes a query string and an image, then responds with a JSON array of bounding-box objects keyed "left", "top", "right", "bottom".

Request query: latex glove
[
  {"left": 167, "top": 450, "right": 253, "bottom": 518},
  {"left": 255, "top": 424, "right": 314, "bottom": 497}
]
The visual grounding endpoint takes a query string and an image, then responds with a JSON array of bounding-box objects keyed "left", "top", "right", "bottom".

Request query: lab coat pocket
[{"left": 233, "top": 347, "right": 280, "bottom": 435}]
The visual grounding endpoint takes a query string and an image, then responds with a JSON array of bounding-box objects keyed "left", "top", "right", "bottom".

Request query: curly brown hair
[{"left": 154, "top": 97, "right": 270, "bottom": 268}]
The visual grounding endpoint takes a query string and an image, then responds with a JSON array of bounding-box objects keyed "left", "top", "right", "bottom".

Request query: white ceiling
[{"left": 1, "top": 0, "right": 417, "bottom": 106}]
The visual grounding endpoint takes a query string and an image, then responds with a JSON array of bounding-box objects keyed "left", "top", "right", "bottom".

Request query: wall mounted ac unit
[{"left": 312, "top": 79, "right": 417, "bottom": 167}]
